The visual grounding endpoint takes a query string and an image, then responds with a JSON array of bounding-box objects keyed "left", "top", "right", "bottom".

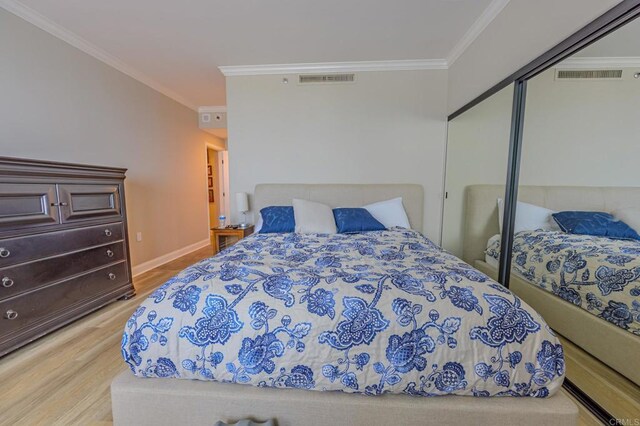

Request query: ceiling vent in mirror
[
  {"left": 299, "top": 74, "right": 355, "bottom": 84},
  {"left": 555, "top": 69, "right": 623, "bottom": 81}
]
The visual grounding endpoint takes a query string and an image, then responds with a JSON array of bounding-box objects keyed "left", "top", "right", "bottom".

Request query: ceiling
[
  {"left": 575, "top": 16, "right": 640, "bottom": 58},
  {"left": 7, "top": 0, "right": 497, "bottom": 108}
]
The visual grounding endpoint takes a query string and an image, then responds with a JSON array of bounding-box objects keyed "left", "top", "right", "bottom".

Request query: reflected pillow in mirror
[
  {"left": 497, "top": 198, "right": 560, "bottom": 234},
  {"left": 552, "top": 211, "right": 640, "bottom": 241}
]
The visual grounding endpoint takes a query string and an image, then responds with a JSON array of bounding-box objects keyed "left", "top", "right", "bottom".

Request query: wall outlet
[{"left": 136, "top": 232, "right": 143, "bottom": 242}]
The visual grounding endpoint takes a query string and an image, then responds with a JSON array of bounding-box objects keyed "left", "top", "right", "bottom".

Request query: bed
[
  {"left": 465, "top": 184, "right": 640, "bottom": 387},
  {"left": 486, "top": 230, "right": 640, "bottom": 335},
  {"left": 111, "top": 184, "right": 577, "bottom": 426}
]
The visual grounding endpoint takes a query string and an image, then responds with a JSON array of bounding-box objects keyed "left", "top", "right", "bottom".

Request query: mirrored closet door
[
  {"left": 441, "top": 83, "right": 513, "bottom": 263},
  {"left": 505, "top": 17, "right": 640, "bottom": 419}
]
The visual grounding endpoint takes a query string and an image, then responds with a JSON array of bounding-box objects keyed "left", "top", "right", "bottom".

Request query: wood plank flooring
[
  {"left": 559, "top": 335, "right": 640, "bottom": 423},
  {"left": 0, "top": 244, "right": 635, "bottom": 425}
]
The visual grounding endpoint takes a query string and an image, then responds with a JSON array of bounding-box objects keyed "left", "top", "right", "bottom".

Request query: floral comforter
[
  {"left": 487, "top": 230, "right": 640, "bottom": 335},
  {"left": 122, "top": 229, "right": 564, "bottom": 397}
]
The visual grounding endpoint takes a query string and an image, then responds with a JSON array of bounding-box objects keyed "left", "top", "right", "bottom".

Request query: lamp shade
[{"left": 236, "top": 192, "right": 249, "bottom": 213}]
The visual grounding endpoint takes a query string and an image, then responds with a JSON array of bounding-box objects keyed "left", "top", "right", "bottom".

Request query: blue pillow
[
  {"left": 333, "top": 208, "right": 386, "bottom": 233},
  {"left": 552, "top": 211, "right": 640, "bottom": 240},
  {"left": 259, "top": 206, "right": 295, "bottom": 233}
]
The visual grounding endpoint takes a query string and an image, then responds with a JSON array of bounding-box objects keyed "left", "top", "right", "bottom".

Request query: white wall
[
  {"left": 520, "top": 66, "right": 640, "bottom": 186},
  {"left": 226, "top": 70, "right": 448, "bottom": 241},
  {"left": 447, "top": 0, "right": 621, "bottom": 114},
  {"left": 0, "top": 9, "right": 223, "bottom": 269}
]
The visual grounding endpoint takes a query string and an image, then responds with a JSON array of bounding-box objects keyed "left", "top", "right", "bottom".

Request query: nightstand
[{"left": 211, "top": 226, "right": 254, "bottom": 254}]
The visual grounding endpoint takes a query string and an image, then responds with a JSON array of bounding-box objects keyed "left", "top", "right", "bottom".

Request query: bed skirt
[{"left": 111, "top": 370, "right": 577, "bottom": 426}]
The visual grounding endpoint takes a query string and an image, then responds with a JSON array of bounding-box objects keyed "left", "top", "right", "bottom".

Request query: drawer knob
[
  {"left": 2, "top": 277, "right": 14, "bottom": 288},
  {"left": 0, "top": 248, "right": 10, "bottom": 258},
  {"left": 104, "top": 229, "right": 113, "bottom": 237},
  {"left": 106, "top": 249, "right": 114, "bottom": 258},
  {"left": 5, "top": 310, "right": 18, "bottom": 320},
  {"left": 108, "top": 273, "right": 116, "bottom": 281}
]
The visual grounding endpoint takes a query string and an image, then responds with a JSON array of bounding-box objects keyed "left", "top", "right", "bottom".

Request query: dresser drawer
[
  {"left": 0, "top": 262, "right": 128, "bottom": 341},
  {"left": 58, "top": 184, "right": 122, "bottom": 223},
  {"left": 0, "top": 183, "right": 59, "bottom": 231},
  {"left": 0, "top": 242, "right": 125, "bottom": 300},
  {"left": 0, "top": 222, "right": 123, "bottom": 268}
]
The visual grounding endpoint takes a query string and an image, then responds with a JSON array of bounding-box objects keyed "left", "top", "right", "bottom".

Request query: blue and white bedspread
[
  {"left": 487, "top": 230, "right": 640, "bottom": 335},
  {"left": 122, "top": 228, "right": 564, "bottom": 397}
]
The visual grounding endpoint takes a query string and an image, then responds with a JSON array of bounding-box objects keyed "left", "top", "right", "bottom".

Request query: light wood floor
[
  {"left": 0, "top": 245, "right": 635, "bottom": 425},
  {"left": 559, "top": 334, "right": 640, "bottom": 424}
]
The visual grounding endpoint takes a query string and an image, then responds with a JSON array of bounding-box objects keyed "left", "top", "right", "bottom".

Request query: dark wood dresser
[{"left": 0, "top": 157, "right": 134, "bottom": 356}]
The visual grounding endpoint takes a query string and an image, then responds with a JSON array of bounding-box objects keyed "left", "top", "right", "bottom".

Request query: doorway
[{"left": 206, "top": 145, "right": 229, "bottom": 230}]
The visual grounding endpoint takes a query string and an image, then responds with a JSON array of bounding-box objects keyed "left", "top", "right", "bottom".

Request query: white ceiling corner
[
  {"left": 0, "top": 0, "right": 198, "bottom": 110},
  {"left": 446, "top": 0, "right": 511, "bottom": 66}
]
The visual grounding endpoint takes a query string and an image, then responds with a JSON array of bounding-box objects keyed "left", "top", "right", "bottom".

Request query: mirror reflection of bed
[
  {"left": 443, "top": 15, "right": 640, "bottom": 420},
  {"left": 466, "top": 185, "right": 640, "bottom": 412}
]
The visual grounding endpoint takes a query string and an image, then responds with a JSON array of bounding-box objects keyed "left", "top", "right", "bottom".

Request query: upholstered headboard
[
  {"left": 463, "top": 184, "right": 640, "bottom": 263},
  {"left": 254, "top": 184, "right": 424, "bottom": 232}
]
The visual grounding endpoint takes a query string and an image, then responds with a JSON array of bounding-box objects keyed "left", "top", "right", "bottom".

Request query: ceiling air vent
[
  {"left": 555, "top": 69, "right": 623, "bottom": 81},
  {"left": 299, "top": 73, "right": 355, "bottom": 84}
]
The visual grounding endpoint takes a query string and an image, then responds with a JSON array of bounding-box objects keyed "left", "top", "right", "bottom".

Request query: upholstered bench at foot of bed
[{"left": 111, "top": 371, "right": 578, "bottom": 426}]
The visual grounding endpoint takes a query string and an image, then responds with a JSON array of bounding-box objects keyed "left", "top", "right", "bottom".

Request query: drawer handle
[
  {"left": 106, "top": 249, "right": 114, "bottom": 258},
  {"left": 5, "top": 310, "right": 18, "bottom": 320},
  {"left": 2, "top": 277, "right": 14, "bottom": 288},
  {"left": 108, "top": 273, "right": 117, "bottom": 281},
  {"left": 0, "top": 248, "right": 10, "bottom": 258},
  {"left": 104, "top": 229, "right": 113, "bottom": 237}
]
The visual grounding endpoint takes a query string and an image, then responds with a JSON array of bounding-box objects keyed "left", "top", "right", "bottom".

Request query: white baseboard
[{"left": 132, "top": 238, "right": 211, "bottom": 277}]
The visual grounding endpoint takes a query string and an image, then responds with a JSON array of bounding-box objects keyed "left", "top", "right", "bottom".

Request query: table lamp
[{"left": 236, "top": 192, "right": 249, "bottom": 228}]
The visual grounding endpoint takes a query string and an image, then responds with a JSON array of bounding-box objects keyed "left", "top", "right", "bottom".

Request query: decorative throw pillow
[
  {"left": 258, "top": 206, "right": 295, "bottom": 233},
  {"left": 552, "top": 211, "right": 640, "bottom": 240},
  {"left": 497, "top": 198, "right": 560, "bottom": 234},
  {"left": 612, "top": 208, "right": 640, "bottom": 234},
  {"left": 363, "top": 197, "right": 411, "bottom": 229},
  {"left": 292, "top": 199, "right": 337, "bottom": 234},
  {"left": 333, "top": 208, "right": 386, "bottom": 233}
]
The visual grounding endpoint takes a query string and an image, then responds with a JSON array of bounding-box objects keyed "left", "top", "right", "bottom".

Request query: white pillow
[
  {"left": 363, "top": 197, "right": 411, "bottom": 229},
  {"left": 497, "top": 198, "right": 560, "bottom": 234},
  {"left": 253, "top": 214, "right": 263, "bottom": 233},
  {"left": 613, "top": 208, "right": 640, "bottom": 233},
  {"left": 292, "top": 199, "right": 337, "bottom": 234}
]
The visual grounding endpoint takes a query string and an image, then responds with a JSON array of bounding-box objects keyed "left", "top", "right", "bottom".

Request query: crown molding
[
  {"left": 555, "top": 56, "right": 640, "bottom": 69},
  {"left": 0, "top": 0, "right": 198, "bottom": 111},
  {"left": 446, "top": 0, "right": 511, "bottom": 67},
  {"left": 219, "top": 59, "right": 448, "bottom": 77},
  {"left": 198, "top": 106, "right": 227, "bottom": 113}
]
